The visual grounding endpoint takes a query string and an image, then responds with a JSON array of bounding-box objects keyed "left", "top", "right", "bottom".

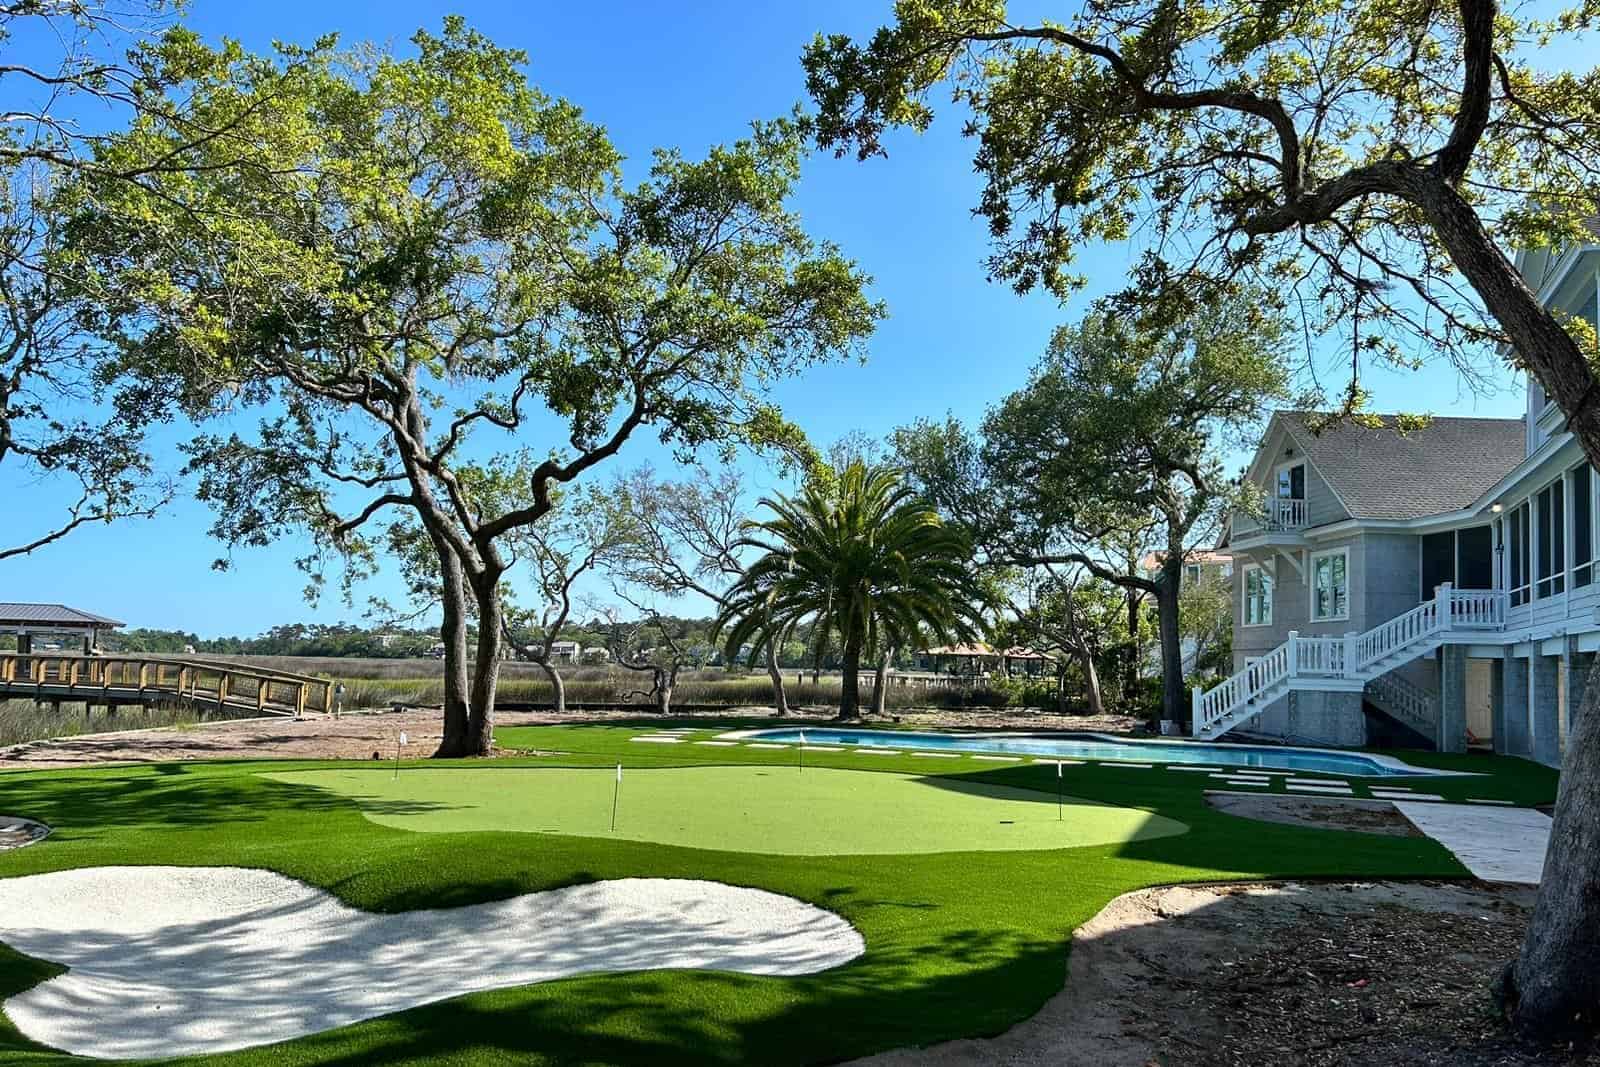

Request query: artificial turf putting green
[{"left": 263, "top": 765, "right": 1189, "bottom": 855}]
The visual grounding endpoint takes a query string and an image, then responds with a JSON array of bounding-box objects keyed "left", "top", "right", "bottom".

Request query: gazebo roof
[{"left": 0, "top": 603, "right": 124, "bottom": 629}]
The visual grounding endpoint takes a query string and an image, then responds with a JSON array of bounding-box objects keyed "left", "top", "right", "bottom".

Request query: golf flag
[
  {"left": 610, "top": 763, "right": 622, "bottom": 830},
  {"left": 1055, "top": 760, "right": 1063, "bottom": 821},
  {"left": 399, "top": 731, "right": 408, "bottom": 746}
]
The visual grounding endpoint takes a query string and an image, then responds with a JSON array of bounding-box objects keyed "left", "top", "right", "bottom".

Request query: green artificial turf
[
  {"left": 264, "top": 765, "right": 1190, "bottom": 855},
  {"left": 0, "top": 719, "right": 1559, "bottom": 1066}
]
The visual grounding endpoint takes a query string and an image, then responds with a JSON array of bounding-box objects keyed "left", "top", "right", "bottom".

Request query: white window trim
[
  {"left": 1241, "top": 563, "right": 1273, "bottom": 628},
  {"left": 1308, "top": 546, "right": 1351, "bottom": 623}
]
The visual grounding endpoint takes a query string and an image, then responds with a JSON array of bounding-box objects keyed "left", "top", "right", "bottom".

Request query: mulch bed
[{"left": 1149, "top": 886, "right": 1598, "bottom": 1066}]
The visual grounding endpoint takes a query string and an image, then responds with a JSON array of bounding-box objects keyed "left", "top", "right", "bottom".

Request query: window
[
  {"left": 1185, "top": 563, "right": 1202, "bottom": 585},
  {"left": 1575, "top": 465, "right": 1593, "bottom": 589},
  {"left": 1510, "top": 502, "right": 1531, "bottom": 607},
  {"left": 1310, "top": 548, "right": 1349, "bottom": 621},
  {"left": 1243, "top": 564, "right": 1273, "bottom": 626},
  {"left": 1421, "top": 531, "right": 1456, "bottom": 600},
  {"left": 1538, "top": 479, "right": 1565, "bottom": 599},
  {"left": 1276, "top": 463, "right": 1305, "bottom": 499}
]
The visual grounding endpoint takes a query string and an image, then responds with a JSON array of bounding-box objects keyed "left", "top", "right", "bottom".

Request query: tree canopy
[{"left": 71, "top": 19, "right": 881, "bottom": 753}]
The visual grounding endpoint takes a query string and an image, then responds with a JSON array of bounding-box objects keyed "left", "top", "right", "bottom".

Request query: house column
[
  {"left": 1531, "top": 652, "right": 1561, "bottom": 767},
  {"left": 1500, "top": 651, "right": 1531, "bottom": 757},
  {"left": 1567, "top": 636, "right": 1594, "bottom": 743},
  {"left": 1438, "top": 645, "right": 1468, "bottom": 754}
]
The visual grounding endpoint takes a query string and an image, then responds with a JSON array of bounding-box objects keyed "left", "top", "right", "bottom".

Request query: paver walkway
[{"left": 1394, "top": 801, "right": 1552, "bottom": 884}]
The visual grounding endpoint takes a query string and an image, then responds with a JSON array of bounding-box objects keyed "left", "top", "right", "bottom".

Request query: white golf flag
[
  {"left": 616, "top": 763, "right": 622, "bottom": 782},
  {"left": 1056, "top": 760, "right": 1062, "bottom": 777},
  {"left": 398, "top": 732, "right": 408, "bottom": 746},
  {"left": 800, "top": 729, "right": 807, "bottom": 746}
]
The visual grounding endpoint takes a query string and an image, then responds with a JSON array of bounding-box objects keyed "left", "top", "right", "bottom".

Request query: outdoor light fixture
[{"left": 1491, "top": 502, "right": 1504, "bottom": 513}]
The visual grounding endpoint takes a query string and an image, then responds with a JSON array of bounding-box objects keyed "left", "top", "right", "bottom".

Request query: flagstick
[
  {"left": 1056, "top": 760, "right": 1063, "bottom": 821},
  {"left": 610, "top": 763, "right": 622, "bottom": 831}
]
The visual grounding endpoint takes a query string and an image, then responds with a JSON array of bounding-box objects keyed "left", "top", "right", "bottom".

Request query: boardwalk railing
[{"left": 0, "top": 653, "right": 335, "bottom": 717}]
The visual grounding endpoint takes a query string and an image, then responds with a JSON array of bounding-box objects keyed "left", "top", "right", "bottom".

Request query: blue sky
[{"left": 0, "top": 2, "right": 1532, "bottom": 635}]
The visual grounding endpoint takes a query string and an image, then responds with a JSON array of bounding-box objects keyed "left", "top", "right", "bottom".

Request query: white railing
[
  {"left": 1192, "top": 582, "right": 1508, "bottom": 737},
  {"left": 1366, "top": 672, "right": 1438, "bottom": 737},
  {"left": 1267, "top": 497, "right": 1308, "bottom": 529},
  {"left": 1194, "top": 641, "right": 1290, "bottom": 734},
  {"left": 1448, "top": 589, "right": 1505, "bottom": 629}
]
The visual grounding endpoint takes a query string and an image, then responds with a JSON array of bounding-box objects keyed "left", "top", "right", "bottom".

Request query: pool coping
[{"left": 714, "top": 728, "right": 1481, "bottom": 778}]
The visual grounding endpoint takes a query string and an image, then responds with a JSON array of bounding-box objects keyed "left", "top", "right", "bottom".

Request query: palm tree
[{"left": 718, "top": 461, "right": 988, "bottom": 720}]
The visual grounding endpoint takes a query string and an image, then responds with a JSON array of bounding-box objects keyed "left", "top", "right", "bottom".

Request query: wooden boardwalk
[{"left": 0, "top": 653, "right": 335, "bottom": 718}]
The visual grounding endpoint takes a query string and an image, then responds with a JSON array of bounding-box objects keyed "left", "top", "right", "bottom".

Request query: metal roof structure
[{"left": 0, "top": 603, "right": 125, "bottom": 629}]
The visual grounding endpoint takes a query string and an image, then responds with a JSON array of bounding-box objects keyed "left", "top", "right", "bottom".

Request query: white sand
[{"left": 0, "top": 866, "right": 864, "bottom": 1059}]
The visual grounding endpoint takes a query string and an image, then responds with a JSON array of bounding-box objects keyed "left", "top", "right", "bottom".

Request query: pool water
[{"left": 741, "top": 728, "right": 1446, "bottom": 777}]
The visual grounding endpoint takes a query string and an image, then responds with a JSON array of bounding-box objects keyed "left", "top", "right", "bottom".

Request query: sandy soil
[
  {"left": 1205, "top": 791, "right": 1423, "bottom": 837},
  {"left": 0, "top": 706, "right": 1141, "bottom": 770},
  {"left": 0, "top": 865, "right": 863, "bottom": 1058},
  {"left": 852, "top": 880, "right": 1599, "bottom": 1066}
]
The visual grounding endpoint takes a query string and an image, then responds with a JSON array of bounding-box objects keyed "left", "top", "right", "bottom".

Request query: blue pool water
[{"left": 745, "top": 728, "right": 1444, "bottom": 777}]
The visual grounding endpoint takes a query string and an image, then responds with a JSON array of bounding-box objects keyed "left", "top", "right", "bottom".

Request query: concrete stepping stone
[
  {"left": 1106, "top": 763, "right": 1153, "bottom": 769},
  {"left": 801, "top": 745, "right": 844, "bottom": 752},
  {"left": 1287, "top": 784, "right": 1354, "bottom": 795},
  {"left": 1466, "top": 798, "right": 1515, "bottom": 805},
  {"left": 1032, "top": 758, "right": 1085, "bottom": 765},
  {"left": 1166, "top": 766, "right": 1223, "bottom": 772},
  {"left": 693, "top": 741, "right": 737, "bottom": 747},
  {"left": 1217, "top": 778, "right": 1270, "bottom": 787},
  {"left": 1372, "top": 790, "right": 1443, "bottom": 801},
  {"left": 630, "top": 736, "right": 684, "bottom": 744},
  {"left": 1395, "top": 802, "right": 1551, "bottom": 883},
  {"left": 971, "top": 755, "right": 1021, "bottom": 762},
  {"left": 910, "top": 751, "right": 961, "bottom": 758},
  {"left": 745, "top": 743, "right": 788, "bottom": 749},
  {"left": 858, "top": 749, "right": 902, "bottom": 755}
]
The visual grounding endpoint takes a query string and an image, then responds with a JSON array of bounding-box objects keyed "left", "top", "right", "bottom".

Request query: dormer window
[{"left": 1276, "top": 462, "right": 1305, "bottom": 500}]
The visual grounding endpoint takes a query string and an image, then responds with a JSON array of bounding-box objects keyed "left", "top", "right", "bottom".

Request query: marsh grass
[{"left": 0, "top": 699, "right": 259, "bottom": 748}]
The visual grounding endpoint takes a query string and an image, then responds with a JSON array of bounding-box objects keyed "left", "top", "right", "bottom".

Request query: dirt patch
[
  {"left": 1206, "top": 791, "right": 1422, "bottom": 837},
  {"left": 854, "top": 880, "right": 1597, "bottom": 1066},
  {"left": 0, "top": 816, "right": 49, "bottom": 850},
  {"left": 0, "top": 706, "right": 1140, "bottom": 770}
]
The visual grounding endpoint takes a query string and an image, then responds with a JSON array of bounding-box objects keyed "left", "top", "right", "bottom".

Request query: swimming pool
[{"left": 733, "top": 728, "right": 1461, "bottom": 778}]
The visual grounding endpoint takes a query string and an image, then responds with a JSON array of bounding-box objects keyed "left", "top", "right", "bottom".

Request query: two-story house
[{"left": 1201, "top": 235, "right": 1600, "bottom": 767}]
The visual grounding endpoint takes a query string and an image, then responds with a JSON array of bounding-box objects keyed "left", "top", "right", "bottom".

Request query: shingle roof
[
  {"left": 1278, "top": 412, "right": 1526, "bottom": 521},
  {"left": 0, "top": 603, "right": 124, "bottom": 628}
]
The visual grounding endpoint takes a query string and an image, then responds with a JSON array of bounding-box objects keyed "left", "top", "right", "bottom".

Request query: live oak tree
[
  {"left": 610, "top": 465, "right": 796, "bottom": 714},
  {"left": 498, "top": 482, "right": 635, "bottom": 716},
  {"left": 807, "top": 0, "right": 1600, "bottom": 1036},
  {"left": 0, "top": 2, "right": 290, "bottom": 560},
  {"left": 75, "top": 21, "right": 880, "bottom": 757},
  {"left": 899, "top": 298, "right": 1288, "bottom": 725}
]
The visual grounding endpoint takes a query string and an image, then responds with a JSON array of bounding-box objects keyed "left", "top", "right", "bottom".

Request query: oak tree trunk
[
  {"left": 766, "top": 637, "right": 789, "bottom": 716},
  {"left": 1155, "top": 563, "right": 1184, "bottom": 727},
  {"left": 433, "top": 548, "right": 473, "bottom": 758},
  {"left": 1079, "top": 646, "right": 1104, "bottom": 717},
  {"left": 1409, "top": 173, "right": 1600, "bottom": 1039},
  {"left": 1124, "top": 589, "right": 1141, "bottom": 701},
  {"left": 871, "top": 647, "right": 891, "bottom": 717},
  {"left": 539, "top": 659, "right": 566, "bottom": 716},
  {"left": 459, "top": 576, "right": 503, "bottom": 757}
]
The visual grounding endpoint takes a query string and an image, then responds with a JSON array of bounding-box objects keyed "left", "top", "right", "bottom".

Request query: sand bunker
[{"left": 0, "top": 865, "right": 864, "bottom": 1059}]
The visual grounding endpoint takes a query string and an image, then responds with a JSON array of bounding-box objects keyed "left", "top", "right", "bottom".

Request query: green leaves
[{"left": 716, "top": 460, "right": 990, "bottom": 688}]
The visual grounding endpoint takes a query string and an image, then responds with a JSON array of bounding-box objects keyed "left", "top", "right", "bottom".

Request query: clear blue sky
[{"left": 0, "top": 1, "right": 1529, "bottom": 636}]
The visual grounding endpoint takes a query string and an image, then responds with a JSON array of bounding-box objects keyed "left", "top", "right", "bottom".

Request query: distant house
[
  {"left": 550, "top": 640, "right": 582, "bottom": 664},
  {"left": 1198, "top": 232, "right": 1600, "bottom": 765}
]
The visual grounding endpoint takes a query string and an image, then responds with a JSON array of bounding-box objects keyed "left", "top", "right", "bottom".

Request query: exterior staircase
[
  {"left": 1192, "top": 583, "right": 1503, "bottom": 740},
  {"left": 1365, "top": 670, "right": 1441, "bottom": 742}
]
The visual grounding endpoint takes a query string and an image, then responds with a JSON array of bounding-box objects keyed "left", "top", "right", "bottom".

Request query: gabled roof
[
  {"left": 0, "top": 603, "right": 124, "bottom": 628},
  {"left": 1273, "top": 411, "right": 1526, "bottom": 522}
]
